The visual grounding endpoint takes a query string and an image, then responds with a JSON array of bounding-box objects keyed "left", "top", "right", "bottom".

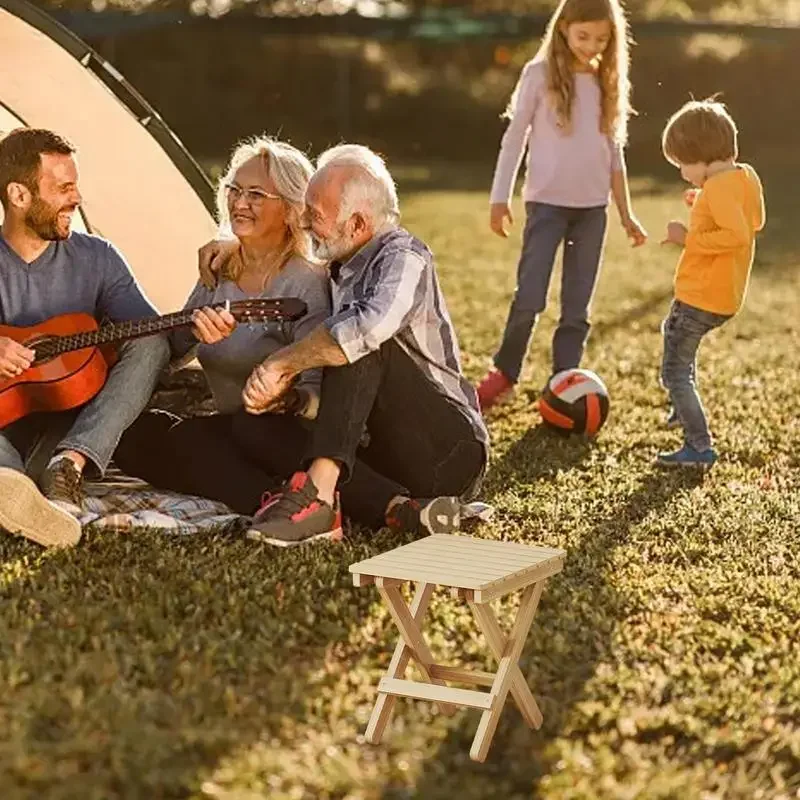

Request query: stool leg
[
  {"left": 377, "top": 581, "right": 458, "bottom": 716},
  {"left": 469, "top": 580, "right": 545, "bottom": 762},
  {"left": 366, "top": 581, "right": 435, "bottom": 745},
  {"left": 470, "top": 602, "right": 543, "bottom": 729}
]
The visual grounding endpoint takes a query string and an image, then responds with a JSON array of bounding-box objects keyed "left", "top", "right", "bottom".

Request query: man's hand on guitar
[
  {"left": 0, "top": 336, "right": 35, "bottom": 379},
  {"left": 198, "top": 239, "right": 239, "bottom": 289},
  {"left": 191, "top": 306, "right": 237, "bottom": 344}
]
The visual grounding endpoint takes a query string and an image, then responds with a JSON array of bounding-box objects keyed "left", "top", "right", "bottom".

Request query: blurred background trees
[
  {"left": 32, "top": 0, "right": 800, "bottom": 23},
  {"left": 26, "top": 0, "right": 798, "bottom": 177}
]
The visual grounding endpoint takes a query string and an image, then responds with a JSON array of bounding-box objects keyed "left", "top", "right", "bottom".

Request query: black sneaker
[
  {"left": 386, "top": 496, "right": 461, "bottom": 536},
  {"left": 40, "top": 458, "right": 84, "bottom": 514}
]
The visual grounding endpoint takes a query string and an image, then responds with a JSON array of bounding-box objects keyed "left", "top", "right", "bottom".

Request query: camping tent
[{"left": 0, "top": 0, "right": 218, "bottom": 312}]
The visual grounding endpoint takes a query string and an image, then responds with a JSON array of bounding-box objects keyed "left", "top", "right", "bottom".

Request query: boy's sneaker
[
  {"left": 666, "top": 408, "right": 681, "bottom": 429},
  {"left": 40, "top": 458, "right": 84, "bottom": 514},
  {"left": 0, "top": 467, "right": 81, "bottom": 548},
  {"left": 476, "top": 369, "right": 514, "bottom": 411},
  {"left": 656, "top": 444, "right": 718, "bottom": 468},
  {"left": 386, "top": 496, "right": 461, "bottom": 536},
  {"left": 246, "top": 471, "right": 343, "bottom": 547}
]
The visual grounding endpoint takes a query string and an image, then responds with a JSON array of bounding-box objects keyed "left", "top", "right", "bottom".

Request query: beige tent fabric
[{"left": 0, "top": 7, "right": 218, "bottom": 313}]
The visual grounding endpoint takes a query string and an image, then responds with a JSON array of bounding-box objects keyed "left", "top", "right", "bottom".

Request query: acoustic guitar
[{"left": 0, "top": 297, "right": 307, "bottom": 429}]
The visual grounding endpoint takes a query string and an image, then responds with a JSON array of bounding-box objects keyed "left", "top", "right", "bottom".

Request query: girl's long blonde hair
[
  {"left": 215, "top": 136, "right": 315, "bottom": 282},
  {"left": 508, "top": 0, "right": 632, "bottom": 145}
]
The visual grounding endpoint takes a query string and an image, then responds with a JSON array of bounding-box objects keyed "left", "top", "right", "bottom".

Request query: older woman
[{"left": 114, "top": 137, "right": 331, "bottom": 512}]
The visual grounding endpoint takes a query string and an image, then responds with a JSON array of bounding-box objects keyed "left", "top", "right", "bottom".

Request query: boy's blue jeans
[
  {"left": 494, "top": 202, "right": 608, "bottom": 383},
  {"left": 661, "top": 300, "right": 731, "bottom": 451}
]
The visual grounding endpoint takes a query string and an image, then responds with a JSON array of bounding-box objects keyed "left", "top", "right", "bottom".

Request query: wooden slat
[
  {"left": 355, "top": 559, "right": 496, "bottom": 584},
  {"left": 370, "top": 554, "right": 512, "bottom": 583},
  {"left": 359, "top": 564, "right": 486, "bottom": 589},
  {"left": 428, "top": 534, "right": 564, "bottom": 557},
  {"left": 349, "top": 535, "right": 564, "bottom": 575},
  {"left": 370, "top": 547, "right": 553, "bottom": 576},
  {"left": 474, "top": 557, "right": 564, "bottom": 602},
  {"left": 399, "top": 537, "right": 559, "bottom": 564},
  {"left": 416, "top": 535, "right": 563, "bottom": 563},
  {"left": 429, "top": 664, "right": 496, "bottom": 687},
  {"left": 349, "top": 536, "right": 566, "bottom": 593},
  {"left": 352, "top": 573, "right": 374, "bottom": 587},
  {"left": 378, "top": 678, "right": 494, "bottom": 710}
]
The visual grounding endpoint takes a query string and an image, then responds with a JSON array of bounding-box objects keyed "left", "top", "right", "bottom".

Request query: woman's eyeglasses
[{"left": 225, "top": 183, "right": 282, "bottom": 207}]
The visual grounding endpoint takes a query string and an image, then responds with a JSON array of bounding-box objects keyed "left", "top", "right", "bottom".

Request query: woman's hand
[
  {"left": 191, "top": 306, "right": 237, "bottom": 344},
  {"left": 198, "top": 239, "right": 239, "bottom": 289}
]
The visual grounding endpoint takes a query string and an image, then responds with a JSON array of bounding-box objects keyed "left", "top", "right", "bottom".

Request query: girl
[{"left": 477, "top": 0, "right": 647, "bottom": 411}]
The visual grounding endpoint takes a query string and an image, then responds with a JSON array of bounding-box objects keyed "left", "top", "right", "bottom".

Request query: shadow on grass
[
  {"left": 385, "top": 467, "right": 706, "bottom": 799},
  {"left": 484, "top": 423, "right": 594, "bottom": 488},
  {"left": 0, "top": 527, "right": 398, "bottom": 799},
  {"left": 592, "top": 289, "right": 673, "bottom": 339}
]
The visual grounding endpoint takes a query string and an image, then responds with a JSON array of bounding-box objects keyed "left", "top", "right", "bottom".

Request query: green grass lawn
[{"left": 1, "top": 170, "right": 798, "bottom": 799}]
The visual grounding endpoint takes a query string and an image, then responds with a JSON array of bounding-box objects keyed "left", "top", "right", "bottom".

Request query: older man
[
  {"left": 0, "top": 128, "right": 169, "bottom": 547},
  {"left": 228, "top": 144, "right": 488, "bottom": 545}
]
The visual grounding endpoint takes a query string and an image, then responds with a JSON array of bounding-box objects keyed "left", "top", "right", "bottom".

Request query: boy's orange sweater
[{"left": 675, "top": 164, "right": 766, "bottom": 315}]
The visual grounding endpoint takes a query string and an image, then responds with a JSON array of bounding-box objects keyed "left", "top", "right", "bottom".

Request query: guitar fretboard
[
  {"left": 35, "top": 309, "right": 214, "bottom": 361},
  {"left": 71, "top": 311, "right": 196, "bottom": 351},
  {"left": 28, "top": 297, "right": 305, "bottom": 365}
]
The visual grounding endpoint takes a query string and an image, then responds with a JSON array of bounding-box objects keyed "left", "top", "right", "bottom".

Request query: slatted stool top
[{"left": 350, "top": 534, "right": 566, "bottom": 603}]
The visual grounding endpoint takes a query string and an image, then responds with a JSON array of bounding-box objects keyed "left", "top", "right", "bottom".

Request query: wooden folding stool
[{"left": 350, "top": 534, "right": 565, "bottom": 762}]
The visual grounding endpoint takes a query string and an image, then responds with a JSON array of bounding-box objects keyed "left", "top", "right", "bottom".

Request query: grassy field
[{"left": 1, "top": 167, "right": 798, "bottom": 799}]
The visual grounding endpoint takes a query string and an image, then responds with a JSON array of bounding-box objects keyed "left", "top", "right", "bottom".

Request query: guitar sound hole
[{"left": 28, "top": 335, "right": 60, "bottom": 365}]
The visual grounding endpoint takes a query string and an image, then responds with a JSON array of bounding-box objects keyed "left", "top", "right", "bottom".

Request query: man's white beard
[{"left": 312, "top": 229, "right": 352, "bottom": 262}]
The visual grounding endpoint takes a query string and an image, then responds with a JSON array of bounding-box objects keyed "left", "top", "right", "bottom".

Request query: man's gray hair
[{"left": 317, "top": 144, "right": 400, "bottom": 229}]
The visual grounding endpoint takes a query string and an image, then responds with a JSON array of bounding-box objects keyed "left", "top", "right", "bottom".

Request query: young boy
[{"left": 657, "top": 99, "right": 766, "bottom": 467}]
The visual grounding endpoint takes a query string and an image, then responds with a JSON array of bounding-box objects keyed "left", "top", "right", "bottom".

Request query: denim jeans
[
  {"left": 661, "top": 300, "right": 731, "bottom": 451},
  {"left": 0, "top": 335, "right": 169, "bottom": 479},
  {"left": 495, "top": 202, "right": 608, "bottom": 382}
]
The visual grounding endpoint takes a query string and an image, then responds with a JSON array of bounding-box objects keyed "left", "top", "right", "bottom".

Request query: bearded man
[{"left": 0, "top": 128, "right": 169, "bottom": 547}]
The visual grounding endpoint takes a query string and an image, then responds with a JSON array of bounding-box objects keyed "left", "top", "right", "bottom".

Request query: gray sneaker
[
  {"left": 40, "top": 458, "right": 84, "bottom": 514},
  {"left": 0, "top": 467, "right": 81, "bottom": 548},
  {"left": 246, "top": 471, "right": 343, "bottom": 547},
  {"left": 386, "top": 496, "right": 461, "bottom": 536}
]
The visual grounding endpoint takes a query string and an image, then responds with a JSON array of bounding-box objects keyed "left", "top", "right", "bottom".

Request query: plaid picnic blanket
[
  {"left": 77, "top": 469, "right": 495, "bottom": 536},
  {"left": 78, "top": 468, "right": 247, "bottom": 535}
]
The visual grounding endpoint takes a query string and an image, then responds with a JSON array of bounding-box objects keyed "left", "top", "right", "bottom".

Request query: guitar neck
[{"left": 50, "top": 308, "right": 204, "bottom": 357}]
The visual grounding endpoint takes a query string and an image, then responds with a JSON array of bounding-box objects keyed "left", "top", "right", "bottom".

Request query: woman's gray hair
[
  {"left": 216, "top": 136, "right": 314, "bottom": 265},
  {"left": 316, "top": 144, "right": 400, "bottom": 229}
]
